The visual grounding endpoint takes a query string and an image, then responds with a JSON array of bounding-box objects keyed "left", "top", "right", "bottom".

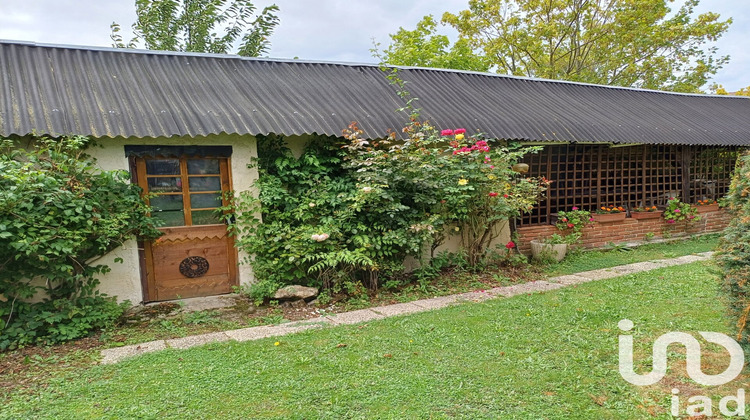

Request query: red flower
[
  {"left": 441, "top": 129, "right": 454, "bottom": 136},
  {"left": 503, "top": 194, "right": 509, "bottom": 198},
  {"left": 489, "top": 192, "right": 498, "bottom": 197},
  {"left": 505, "top": 241, "right": 515, "bottom": 249},
  {"left": 455, "top": 128, "right": 467, "bottom": 134},
  {"left": 567, "top": 223, "right": 575, "bottom": 228}
]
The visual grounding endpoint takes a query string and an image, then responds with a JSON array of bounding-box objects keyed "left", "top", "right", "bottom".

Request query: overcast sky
[{"left": 0, "top": 0, "right": 746, "bottom": 90}]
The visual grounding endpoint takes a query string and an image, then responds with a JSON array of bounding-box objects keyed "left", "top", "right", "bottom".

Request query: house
[{"left": 1, "top": 40, "right": 748, "bottom": 303}]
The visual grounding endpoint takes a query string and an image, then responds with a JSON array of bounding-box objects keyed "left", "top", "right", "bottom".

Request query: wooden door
[{"left": 135, "top": 156, "right": 237, "bottom": 301}]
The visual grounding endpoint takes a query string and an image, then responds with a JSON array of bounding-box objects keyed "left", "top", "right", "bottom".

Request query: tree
[
  {"left": 710, "top": 84, "right": 750, "bottom": 96},
  {"left": 384, "top": 0, "right": 731, "bottom": 92},
  {"left": 111, "top": 0, "right": 280, "bottom": 56},
  {"left": 383, "top": 15, "right": 491, "bottom": 72}
]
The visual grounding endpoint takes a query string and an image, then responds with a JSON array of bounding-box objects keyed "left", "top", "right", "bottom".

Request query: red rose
[
  {"left": 505, "top": 241, "right": 515, "bottom": 249},
  {"left": 489, "top": 192, "right": 498, "bottom": 197},
  {"left": 567, "top": 223, "right": 575, "bottom": 228},
  {"left": 455, "top": 128, "right": 466, "bottom": 134},
  {"left": 503, "top": 194, "right": 509, "bottom": 198},
  {"left": 441, "top": 129, "right": 454, "bottom": 136}
]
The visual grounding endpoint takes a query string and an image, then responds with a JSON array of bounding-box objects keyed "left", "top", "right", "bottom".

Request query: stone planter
[
  {"left": 629, "top": 210, "right": 664, "bottom": 220},
  {"left": 695, "top": 203, "right": 720, "bottom": 213},
  {"left": 592, "top": 212, "right": 626, "bottom": 223},
  {"left": 530, "top": 240, "right": 568, "bottom": 262}
]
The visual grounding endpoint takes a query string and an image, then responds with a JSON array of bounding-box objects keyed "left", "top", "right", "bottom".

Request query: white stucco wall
[{"left": 88, "top": 134, "right": 259, "bottom": 303}]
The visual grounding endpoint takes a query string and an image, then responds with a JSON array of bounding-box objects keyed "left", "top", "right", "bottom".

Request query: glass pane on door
[
  {"left": 147, "top": 177, "right": 183, "bottom": 193},
  {"left": 146, "top": 159, "right": 180, "bottom": 175},
  {"left": 190, "top": 193, "right": 222, "bottom": 209},
  {"left": 188, "top": 177, "right": 221, "bottom": 191},
  {"left": 192, "top": 210, "right": 221, "bottom": 225},
  {"left": 187, "top": 159, "right": 220, "bottom": 175}
]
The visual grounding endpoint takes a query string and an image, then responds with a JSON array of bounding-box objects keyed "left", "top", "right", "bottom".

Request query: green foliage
[
  {"left": 0, "top": 295, "right": 129, "bottom": 350},
  {"left": 0, "top": 136, "right": 160, "bottom": 349},
  {"left": 233, "top": 123, "right": 547, "bottom": 299},
  {"left": 111, "top": 0, "right": 280, "bottom": 56},
  {"left": 343, "top": 122, "right": 547, "bottom": 267},
  {"left": 555, "top": 207, "right": 593, "bottom": 245},
  {"left": 716, "top": 151, "right": 750, "bottom": 349},
  {"left": 386, "top": 0, "right": 731, "bottom": 92},
  {"left": 381, "top": 15, "right": 491, "bottom": 72},
  {"left": 662, "top": 197, "right": 699, "bottom": 224}
]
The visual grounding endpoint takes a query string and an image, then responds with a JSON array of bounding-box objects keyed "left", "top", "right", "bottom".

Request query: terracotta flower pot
[
  {"left": 530, "top": 240, "right": 567, "bottom": 262},
  {"left": 630, "top": 210, "right": 664, "bottom": 220},
  {"left": 695, "top": 203, "right": 719, "bottom": 213},
  {"left": 592, "top": 212, "right": 626, "bottom": 223}
]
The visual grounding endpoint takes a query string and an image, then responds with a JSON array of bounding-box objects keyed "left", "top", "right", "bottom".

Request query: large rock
[{"left": 273, "top": 285, "right": 319, "bottom": 301}]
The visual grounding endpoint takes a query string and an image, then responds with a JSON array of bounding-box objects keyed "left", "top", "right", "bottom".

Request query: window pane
[
  {"left": 153, "top": 210, "right": 185, "bottom": 227},
  {"left": 150, "top": 195, "right": 184, "bottom": 211},
  {"left": 187, "top": 159, "right": 220, "bottom": 175},
  {"left": 192, "top": 210, "right": 221, "bottom": 225},
  {"left": 147, "top": 177, "right": 183, "bottom": 193},
  {"left": 190, "top": 193, "right": 222, "bottom": 209},
  {"left": 189, "top": 176, "right": 221, "bottom": 192},
  {"left": 146, "top": 159, "right": 180, "bottom": 175}
]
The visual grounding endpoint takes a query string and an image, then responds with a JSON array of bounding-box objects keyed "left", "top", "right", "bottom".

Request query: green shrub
[
  {"left": 0, "top": 136, "right": 160, "bottom": 349},
  {"left": 233, "top": 122, "right": 547, "bottom": 301},
  {"left": 716, "top": 150, "right": 750, "bottom": 349}
]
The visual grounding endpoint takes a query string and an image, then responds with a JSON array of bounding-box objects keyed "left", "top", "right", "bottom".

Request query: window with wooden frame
[{"left": 135, "top": 157, "right": 231, "bottom": 226}]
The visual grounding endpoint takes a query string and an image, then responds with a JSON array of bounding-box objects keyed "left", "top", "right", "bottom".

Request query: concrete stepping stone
[
  {"left": 101, "top": 340, "right": 167, "bottom": 364},
  {"left": 324, "top": 309, "right": 384, "bottom": 325}
]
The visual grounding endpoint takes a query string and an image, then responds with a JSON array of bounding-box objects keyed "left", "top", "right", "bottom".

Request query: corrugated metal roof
[{"left": 1, "top": 40, "right": 749, "bottom": 145}]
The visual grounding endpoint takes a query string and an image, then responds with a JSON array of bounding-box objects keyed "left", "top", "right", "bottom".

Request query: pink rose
[
  {"left": 572, "top": 207, "right": 579, "bottom": 211},
  {"left": 674, "top": 209, "right": 681, "bottom": 213},
  {"left": 441, "top": 129, "right": 454, "bottom": 136},
  {"left": 455, "top": 128, "right": 467, "bottom": 135},
  {"left": 667, "top": 219, "right": 675, "bottom": 224},
  {"left": 589, "top": 217, "right": 595, "bottom": 222}
]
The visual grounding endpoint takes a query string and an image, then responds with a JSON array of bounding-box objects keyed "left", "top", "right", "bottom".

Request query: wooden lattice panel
[{"left": 520, "top": 144, "right": 738, "bottom": 226}]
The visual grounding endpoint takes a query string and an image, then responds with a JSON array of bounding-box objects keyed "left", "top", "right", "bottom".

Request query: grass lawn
[
  {"left": 544, "top": 233, "right": 719, "bottom": 276},
  {"left": 4, "top": 260, "right": 744, "bottom": 419}
]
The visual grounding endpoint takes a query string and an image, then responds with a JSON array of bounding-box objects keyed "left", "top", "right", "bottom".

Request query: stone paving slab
[
  {"left": 673, "top": 254, "right": 710, "bottom": 264},
  {"left": 370, "top": 302, "right": 428, "bottom": 317},
  {"left": 410, "top": 295, "right": 461, "bottom": 310},
  {"left": 224, "top": 323, "right": 322, "bottom": 342},
  {"left": 574, "top": 268, "right": 621, "bottom": 281},
  {"left": 166, "top": 332, "right": 231, "bottom": 350},
  {"left": 548, "top": 275, "right": 592, "bottom": 285},
  {"left": 454, "top": 291, "right": 494, "bottom": 302},
  {"left": 101, "top": 340, "right": 167, "bottom": 364},
  {"left": 324, "top": 309, "right": 384, "bottom": 325},
  {"left": 494, "top": 281, "right": 564, "bottom": 297}
]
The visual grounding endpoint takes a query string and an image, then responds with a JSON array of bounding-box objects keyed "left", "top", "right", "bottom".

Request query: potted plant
[
  {"left": 630, "top": 205, "right": 663, "bottom": 220},
  {"left": 530, "top": 234, "right": 568, "bottom": 262},
  {"left": 694, "top": 199, "right": 720, "bottom": 213},
  {"left": 663, "top": 197, "right": 699, "bottom": 224},
  {"left": 592, "top": 205, "right": 627, "bottom": 222}
]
